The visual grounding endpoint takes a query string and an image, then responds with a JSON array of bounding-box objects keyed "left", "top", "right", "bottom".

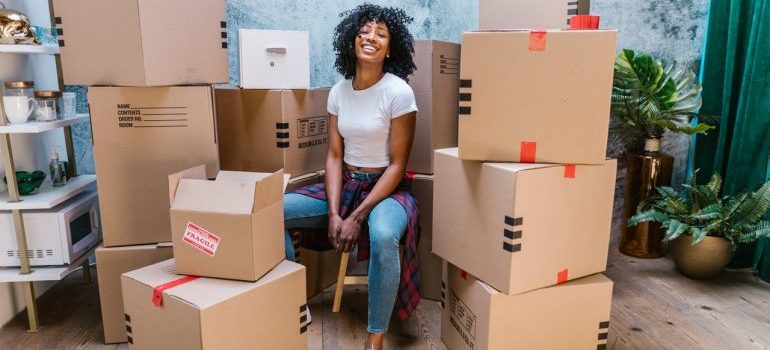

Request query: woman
[{"left": 283, "top": 4, "right": 420, "bottom": 350}]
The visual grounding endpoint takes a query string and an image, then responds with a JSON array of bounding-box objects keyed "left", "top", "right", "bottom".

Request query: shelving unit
[
  {"left": 0, "top": 44, "right": 60, "bottom": 55},
  {"left": 0, "top": 2, "right": 88, "bottom": 331}
]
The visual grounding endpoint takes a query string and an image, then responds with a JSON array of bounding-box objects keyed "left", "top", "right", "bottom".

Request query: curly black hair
[{"left": 332, "top": 3, "right": 416, "bottom": 82}]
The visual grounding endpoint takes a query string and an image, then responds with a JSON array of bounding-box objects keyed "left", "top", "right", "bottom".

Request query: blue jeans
[{"left": 283, "top": 174, "right": 407, "bottom": 333}]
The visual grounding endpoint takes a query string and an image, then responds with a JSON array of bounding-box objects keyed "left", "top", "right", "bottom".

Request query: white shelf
[
  {"left": 0, "top": 114, "right": 89, "bottom": 134},
  {"left": 0, "top": 44, "right": 59, "bottom": 55},
  {"left": 0, "top": 175, "right": 96, "bottom": 210},
  {"left": 0, "top": 245, "right": 95, "bottom": 282}
]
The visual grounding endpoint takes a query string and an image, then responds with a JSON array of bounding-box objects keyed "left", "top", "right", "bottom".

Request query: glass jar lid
[
  {"left": 4, "top": 81, "right": 35, "bottom": 89},
  {"left": 34, "top": 90, "right": 63, "bottom": 98}
]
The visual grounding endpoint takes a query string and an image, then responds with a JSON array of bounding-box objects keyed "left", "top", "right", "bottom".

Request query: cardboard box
[
  {"left": 122, "top": 259, "right": 308, "bottom": 350},
  {"left": 95, "top": 244, "right": 173, "bottom": 344},
  {"left": 441, "top": 264, "right": 612, "bottom": 350},
  {"left": 458, "top": 30, "right": 616, "bottom": 165},
  {"left": 168, "top": 165, "right": 288, "bottom": 282},
  {"left": 480, "top": 0, "right": 591, "bottom": 30},
  {"left": 89, "top": 86, "right": 220, "bottom": 247},
  {"left": 433, "top": 148, "right": 616, "bottom": 295},
  {"left": 407, "top": 40, "right": 460, "bottom": 174},
  {"left": 239, "top": 30, "right": 310, "bottom": 89},
  {"left": 410, "top": 174, "right": 444, "bottom": 300},
  {"left": 215, "top": 88, "right": 329, "bottom": 178},
  {"left": 52, "top": 0, "right": 228, "bottom": 86}
]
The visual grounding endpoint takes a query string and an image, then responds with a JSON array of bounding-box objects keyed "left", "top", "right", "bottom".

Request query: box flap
[
  {"left": 252, "top": 170, "right": 288, "bottom": 212},
  {"left": 124, "top": 259, "right": 304, "bottom": 309},
  {"left": 168, "top": 165, "right": 208, "bottom": 204},
  {"left": 171, "top": 178, "right": 256, "bottom": 214}
]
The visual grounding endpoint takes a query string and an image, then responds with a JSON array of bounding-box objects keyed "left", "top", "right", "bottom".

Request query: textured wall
[{"left": 592, "top": 0, "right": 710, "bottom": 239}]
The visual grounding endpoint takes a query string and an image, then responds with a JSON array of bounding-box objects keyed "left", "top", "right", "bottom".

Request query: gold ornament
[{"left": 0, "top": 2, "right": 39, "bottom": 45}]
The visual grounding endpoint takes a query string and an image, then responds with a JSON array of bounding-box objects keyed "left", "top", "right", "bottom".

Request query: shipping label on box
[
  {"left": 458, "top": 29, "right": 616, "bottom": 164},
  {"left": 441, "top": 264, "right": 613, "bottom": 350},
  {"left": 433, "top": 148, "right": 616, "bottom": 295},
  {"left": 89, "top": 86, "right": 220, "bottom": 247}
]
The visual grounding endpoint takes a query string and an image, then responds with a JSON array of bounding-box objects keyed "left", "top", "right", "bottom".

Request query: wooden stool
[{"left": 332, "top": 248, "right": 403, "bottom": 313}]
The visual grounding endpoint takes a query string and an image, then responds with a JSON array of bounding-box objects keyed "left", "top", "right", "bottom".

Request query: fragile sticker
[{"left": 183, "top": 222, "right": 220, "bottom": 257}]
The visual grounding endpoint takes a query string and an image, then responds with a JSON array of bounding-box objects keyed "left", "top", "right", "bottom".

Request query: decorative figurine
[{"left": 0, "top": 2, "right": 39, "bottom": 45}]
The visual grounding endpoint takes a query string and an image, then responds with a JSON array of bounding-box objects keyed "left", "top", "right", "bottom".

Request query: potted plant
[
  {"left": 612, "top": 48, "right": 718, "bottom": 258},
  {"left": 627, "top": 173, "right": 770, "bottom": 279}
]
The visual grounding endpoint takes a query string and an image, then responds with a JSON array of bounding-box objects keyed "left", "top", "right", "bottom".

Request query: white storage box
[{"left": 238, "top": 30, "right": 310, "bottom": 89}]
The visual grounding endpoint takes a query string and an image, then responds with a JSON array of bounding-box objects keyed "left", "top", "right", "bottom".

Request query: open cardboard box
[{"left": 168, "top": 165, "right": 290, "bottom": 282}]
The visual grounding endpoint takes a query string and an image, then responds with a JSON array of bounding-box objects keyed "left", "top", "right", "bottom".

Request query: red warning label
[{"left": 183, "top": 222, "right": 220, "bottom": 257}]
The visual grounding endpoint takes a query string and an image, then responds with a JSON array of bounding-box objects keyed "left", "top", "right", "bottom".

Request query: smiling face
[{"left": 354, "top": 20, "right": 390, "bottom": 66}]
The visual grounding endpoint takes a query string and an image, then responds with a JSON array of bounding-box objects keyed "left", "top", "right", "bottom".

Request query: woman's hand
[
  {"left": 328, "top": 214, "right": 344, "bottom": 250},
  {"left": 338, "top": 216, "right": 363, "bottom": 252}
]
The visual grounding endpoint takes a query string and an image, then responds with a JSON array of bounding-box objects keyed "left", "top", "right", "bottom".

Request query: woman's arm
[
  {"left": 325, "top": 114, "right": 345, "bottom": 249},
  {"left": 338, "top": 111, "right": 417, "bottom": 252}
]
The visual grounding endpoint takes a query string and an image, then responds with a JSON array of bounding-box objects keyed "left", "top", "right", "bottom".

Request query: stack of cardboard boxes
[
  {"left": 405, "top": 40, "right": 461, "bottom": 301},
  {"left": 433, "top": 2, "right": 619, "bottom": 349},
  {"left": 51, "top": 1, "right": 309, "bottom": 348}
]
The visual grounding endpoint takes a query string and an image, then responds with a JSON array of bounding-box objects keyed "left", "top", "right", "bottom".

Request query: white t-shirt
[{"left": 327, "top": 73, "right": 418, "bottom": 168}]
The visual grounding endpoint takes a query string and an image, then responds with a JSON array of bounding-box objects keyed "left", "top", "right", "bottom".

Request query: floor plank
[{"left": 0, "top": 248, "right": 769, "bottom": 349}]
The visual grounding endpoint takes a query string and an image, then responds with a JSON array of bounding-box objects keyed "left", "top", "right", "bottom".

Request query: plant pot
[
  {"left": 620, "top": 138, "right": 674, "bottom": 258},
  {"left": 670, "top": 236, "right": 734, "bottom": 279}
]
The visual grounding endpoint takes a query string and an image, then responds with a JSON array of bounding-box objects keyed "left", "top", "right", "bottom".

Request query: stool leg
[{"left": 332, "top": 252, "right": 350, "bottom": 313}]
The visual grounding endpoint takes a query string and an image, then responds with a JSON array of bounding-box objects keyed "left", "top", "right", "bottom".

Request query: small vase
[
  {"left": 620, "top": 138, "right": 674, "bottom": 258},
  {"left": 670, "top": 236, "right": 733, "bottom": 279}
]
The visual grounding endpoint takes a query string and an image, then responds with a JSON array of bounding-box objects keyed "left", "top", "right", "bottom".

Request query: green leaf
[
  {"left": 627, "top": 210, "right": 668, "bottom": 227},
  {"left": 738, "top": 221, "right": 770, "bottom": 243},
  {"left": 662, "top": 219, "right": 689, "bottom": 241}
]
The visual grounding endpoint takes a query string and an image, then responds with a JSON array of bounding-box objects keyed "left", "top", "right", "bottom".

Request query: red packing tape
[
  {"left": 564, "top": 164, "right": 576, "bottom": 178},
  {"left": 557, "top": 269, "right": 569, "bottom": 284},
  {"left": 152, "top": 275, "right": 200, "bottom": 307},
  {"left": 520, "top": 141, "right": 537, "bottom": 163},
  {"left": 528, "top": 30, "right": 547, "bottom": 51},
  {"left": 569, "top": 15, "right": 601, "bottom": 30},
  {"left": 460, "top": 270, "right": 468, "bottom": 280}
]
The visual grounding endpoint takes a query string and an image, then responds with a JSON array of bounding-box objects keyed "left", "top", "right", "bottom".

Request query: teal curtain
[{"left": 694, "top": 0, "right": 770, "bottom": 273}]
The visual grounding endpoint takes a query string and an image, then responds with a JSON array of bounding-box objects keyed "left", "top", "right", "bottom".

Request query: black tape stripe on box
[
  {"left": 505, "top": 216, "right": 523, "bottom": 226},
  {"left": 221, "top": 31, "right": 228, "bottom": 39},
  {"left": 55, "top": 17, "right": 62, "bottom": 25},
  {"left": 459, "top": 79, "right": 472, "bottom": 88},
  {"left": 597, "top": 345, "right": 607, "bottom": 350},
  {"left": 126, "top": 325, "right": 132, "bottom": 333},
  {"left": 598, "top": 332, "right": 608, "bottom": 340},
  {"left": 459, "top": 93, "right": 471, "bottom": 102},
  {"left": 300, "top": 315, "right": 308, "bottom": 323},
  {"left": 276, "top": 122, "right": 290, "bottom": 129},
  {"left": 300, "top": 304, "right": 308, "bottom": 312},
  {"left": 127, "top": 336, "right": 133, "bottom": 344},
  {"left": 276, "top": 132, "right": 289, "bottom": 138},
  {"left": 504, "top": 229, "right": 522, "bottom": 239},
  {"left": 221, "top": 42, "right": 228, "bottom": 49},
  {"left": 458, "top": 106, "right": 471, "bottom": 115},
  {"left": 568, "top": 1, "right": 579, "bottom": 5},
  {"left": 125, "top": 314, "right": 131, "bottom": 322},
  {"left": 277, "top": 141, "right": 290, "bottom": 148},
  {"left": 568, "top": 8, "right": 579, "bottom": 15},
  {"left": 503, "top": 242, "right": 522, "bottom": 252},
  {"left": 58, "top": 40, "right": 65, "bottom": 47},
  {"left": 221, "top": 21, "right": 227, "bottom": 28},
  {"left": 300, "top": 325, "right": 309, "bottom": 334},
  {"left": 599, "top": 321, "right": 610, "bottom": 329},
  {"left": 56, "top": 28, "right": 63, "bottom": 36}
]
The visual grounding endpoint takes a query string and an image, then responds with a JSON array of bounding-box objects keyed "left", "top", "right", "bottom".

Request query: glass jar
[
  {"left": 4, "top": 81, "right": 35, "bottom": 98},
  {"left": 34, "top": 90, "right": 62, "bottom": 122}
]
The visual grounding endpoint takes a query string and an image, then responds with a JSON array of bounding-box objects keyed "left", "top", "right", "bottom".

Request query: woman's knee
[{"left": 368, "top": 199, "right": 407, "bottom": 248}]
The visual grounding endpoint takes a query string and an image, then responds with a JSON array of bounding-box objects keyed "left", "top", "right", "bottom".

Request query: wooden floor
[{"left": 0, "top": 248, "right": 768, "bottom": 350}]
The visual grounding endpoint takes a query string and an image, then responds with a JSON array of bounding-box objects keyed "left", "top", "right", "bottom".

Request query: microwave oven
[{"left": 0, "top": 191, "right": 101, "bottom": 267}]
